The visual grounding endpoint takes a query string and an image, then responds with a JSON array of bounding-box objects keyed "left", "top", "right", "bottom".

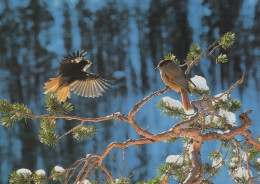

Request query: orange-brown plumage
[
  {"left": 180, "top": 88, "right": 192, "bottom": 111},
  {"left": 44, "top": 77, "right": 71, "bottom": 102},
  {"left": 157, "top": 59, "right": 194, "bottom": 111},
  {"left": 44, "top": 51, "right": 111, "bottom": 102}
]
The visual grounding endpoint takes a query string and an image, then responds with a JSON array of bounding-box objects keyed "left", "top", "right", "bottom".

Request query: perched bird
[
  {"left": 44, "top": 50, "right": 111, "bottom": 102},
  {"left": 156, "top": 59, "right": 194, "bottom": 110}
]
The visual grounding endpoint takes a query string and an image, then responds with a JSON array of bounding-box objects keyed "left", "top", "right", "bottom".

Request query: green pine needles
[
  {"left": 39, "top": 117, "right": 58, "bottom": 147},
  {"left": 45, "top": 92, "right": 73, "bottom": 115},
  {"left": 0, "top": 93, "right": 97, "bottom": 183},
  {"left": 1, "top": 32, "right": 259, "bottom": 184},
  {"left": 72, "top": 125, "right": 97, "bottom": 141},
  {"left": 164, "top": 52, "right": 180, "bottom": 64},
  {"left": 150, "top": 32, "right": 258, "bottom": 184},
  {"left": 219, "top": 31, "right": 235, "bottom": 50},
  {"left": 186, "top": 43, "right": 202, "bottom": 63},
  {"left": 156, "top": 99, "right": 184, "bottom": 118},
  {"left": 0, "top": 99, "right": 32, "bottom": 128}
]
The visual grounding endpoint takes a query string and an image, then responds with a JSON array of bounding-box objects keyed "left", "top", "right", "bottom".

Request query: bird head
[{"left": 155, "top": 59, "right": 172, "bottom": 70}]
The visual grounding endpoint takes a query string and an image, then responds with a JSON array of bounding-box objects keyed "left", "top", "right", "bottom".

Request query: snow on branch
[
  {"left": 3, "top": 32, "right": 260, "bottom": 183},
  {"left": 4, "top": 73, "right": 259, "bottom": 184}
]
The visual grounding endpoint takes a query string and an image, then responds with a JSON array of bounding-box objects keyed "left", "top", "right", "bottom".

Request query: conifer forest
[{"left": 0, "top": 0, "right": 260, "bottom": 183}]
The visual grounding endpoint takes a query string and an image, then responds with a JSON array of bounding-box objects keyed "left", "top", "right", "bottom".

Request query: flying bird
[
  {"left": 44, "top": 50, "right": 111, "bottom": 102},
  {"left": 156, "top": 59, "right": 194, "bottom": 111}
]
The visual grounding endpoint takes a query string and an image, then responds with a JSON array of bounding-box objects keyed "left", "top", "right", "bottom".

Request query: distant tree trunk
[{"left": 202, "top": 0, "right": 243, "bottom": 89}]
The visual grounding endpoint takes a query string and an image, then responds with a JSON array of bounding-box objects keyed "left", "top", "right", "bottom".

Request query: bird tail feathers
[
  {"left": 44, "top": 77, "right": 70, "bottom": 102},
  {"left": 181, "top": 89, "right": 192, "bottom": 111},
  {"left": 44, "top": 77, "right": 60, "bottom": 94},
  {"left": 56, "top": 86, "right": 70, "bottom": 102}
]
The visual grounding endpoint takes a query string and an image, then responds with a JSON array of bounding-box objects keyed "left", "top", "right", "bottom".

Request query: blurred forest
[{"left": 0, "top": 0, "right": 259, "bottom": 183}]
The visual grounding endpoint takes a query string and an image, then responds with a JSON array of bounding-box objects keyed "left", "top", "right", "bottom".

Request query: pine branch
[
  {"left": 67, "top": 86, "right": 258, "bottom": 183},
  {"left": 6, "top": 32, "right": 260, "bottom": 183},
  {"left": 7, "top": 71, "right": 259, "bottom": 183},
  {"left": 184, "top": 32, "right": 235, "bottom": 75},
  {"left": 24, "top": 111, "right": 127, "bottom": 123}
]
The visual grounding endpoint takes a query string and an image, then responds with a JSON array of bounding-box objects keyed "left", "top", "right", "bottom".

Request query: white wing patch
[{"left": 70, "top": 78, "right": 110, "bottom": 98}]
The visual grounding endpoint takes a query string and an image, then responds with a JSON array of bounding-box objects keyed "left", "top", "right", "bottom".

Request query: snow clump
[
  {"left": 232, "top": 167, "right": 252, "bottom": 180},
  {"left": 35, "top": 169, "right": 46, "bottom": 176},
  {"left": 17, "top": 168, "right": 32, "bottom": 177},
  {"left": 162, "top": 96, "right": 182, "bottom": 109},
  {"left": 166, "top": 155, "right": 184, "bottom": 165},
  {"left": 191, "top": 75, "right": 209, "bottom": 91},
  {"left": 54, "top": 166, "right": 64, "bottom": 173}
]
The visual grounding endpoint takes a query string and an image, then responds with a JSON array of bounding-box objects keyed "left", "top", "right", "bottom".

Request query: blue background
[{"left": 0, "top": 0, "right": 259, "bottom": 183}]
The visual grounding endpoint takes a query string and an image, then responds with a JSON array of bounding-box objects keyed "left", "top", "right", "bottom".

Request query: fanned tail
[
  {"left": 44, "top": 77, "right": 60, "bottom": 94},
  {"left": 180, "top": 89, "right": 192, "bottom": 111},
  {"left": 56, "top": 86, "right": 71, "bottom": 102},
  {"left": 44, "top": 77, "right": 70, "bottom": 102}
]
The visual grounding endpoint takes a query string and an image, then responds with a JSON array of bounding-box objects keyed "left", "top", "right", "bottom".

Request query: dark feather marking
[{"left": 158, "top": 59, "right": 173, "bottom": 67}]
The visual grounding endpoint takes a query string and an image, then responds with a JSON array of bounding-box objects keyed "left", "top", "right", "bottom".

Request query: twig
[
  {"left": 203, "top": 102, "right": 228, "bottom": 127},
  {"left": 206, "top": 141, "right": 231, "bottom": 181},
  {"left": 16, "top": 72, "right": 260, "bottom": 183},
  {"left": 206, "top": 73, "right": 245, "bottom": 102},
  {"left": 100, "top": 165, "right": 114, "bottom": 183},
  {"left": 185, "top": 40, "right": 220, "bottom": 75},
  {"left": 128, "top": 86, "right": 169, "bottom": 120},
  {"left": 25, "top": 111, "right": 129, "bottom": 124},
  {"left": 55, "top": 120, "right": 84, "bottom": 142},
  {"left": 126, "top": 86, "right": 169, "bottom": 138},
  {"left": 245, "top": 141, "right": 253, "bottom": 184},
  {"left": 122, "top": 149, "right": 127, "bottom": 170},
  {"left": 65, "top": 159, "right": 85, "bottom": 183}
]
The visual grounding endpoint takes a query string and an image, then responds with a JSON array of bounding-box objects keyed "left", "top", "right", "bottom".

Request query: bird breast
[{"left": 160, "top": 70, "right": 182, "bottom": 93}]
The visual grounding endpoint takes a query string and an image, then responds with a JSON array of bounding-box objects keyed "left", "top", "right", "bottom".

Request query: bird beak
[{"left": 155, "top": 66, "right": 159, "bottom": 70}]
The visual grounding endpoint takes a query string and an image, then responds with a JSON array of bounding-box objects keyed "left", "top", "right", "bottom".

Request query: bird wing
[
  {"left": 162, "top": 62, "right": 192, "bottom": 93},
  {"left": 70, "top": 73, "right": 111, "bottom": 98},
  {"left": 164, "top": 73, "right": 191, "bottom": 93},
  {"left": 58, "top": 59, "right": 74, "bottom": 76}
]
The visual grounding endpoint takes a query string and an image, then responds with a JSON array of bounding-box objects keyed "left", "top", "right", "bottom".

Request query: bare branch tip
[
  {"left": 244, "top": 109, "right": 253, "bottom": 115},
  {"left": 240, "top": 72, "right": 245, "bottom": 83},
  {"left": 239, "top": 110, "right": 253, "bottom": 118}
]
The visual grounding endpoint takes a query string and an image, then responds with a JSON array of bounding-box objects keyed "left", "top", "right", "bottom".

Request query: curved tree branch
[{"left": 9, "top": 73, "right": 260, "bottom": 183}]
